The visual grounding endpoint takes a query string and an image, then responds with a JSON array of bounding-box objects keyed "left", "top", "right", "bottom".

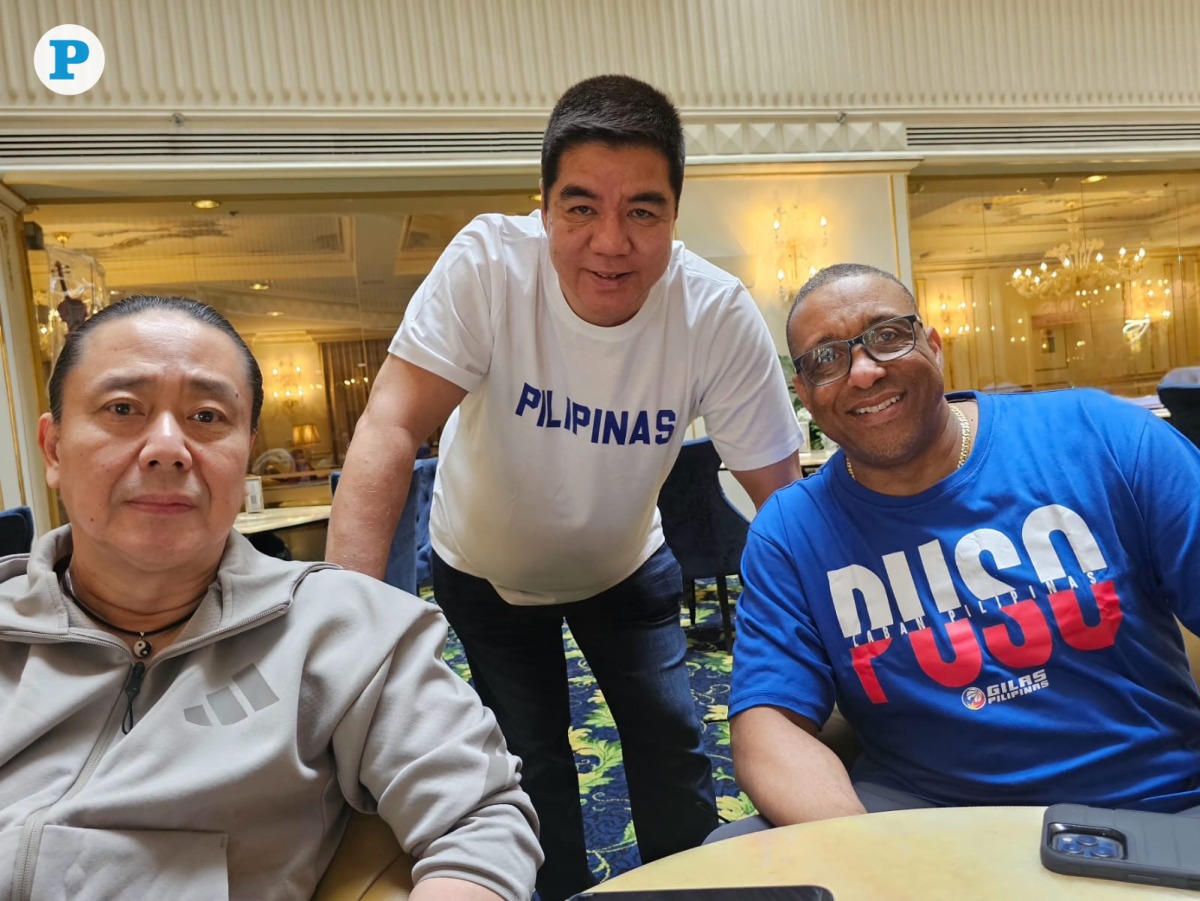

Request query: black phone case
[
  {"left": 1041, "top": 803, "right": 1200, "bottom": 891},
  {"left": 571, "top": 887, "right": 834, "bottom": 901}
]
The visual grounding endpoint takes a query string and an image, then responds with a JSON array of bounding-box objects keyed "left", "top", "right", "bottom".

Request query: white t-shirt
[{"left": 391, "top": 212, "right": 801, "bottom": 605}]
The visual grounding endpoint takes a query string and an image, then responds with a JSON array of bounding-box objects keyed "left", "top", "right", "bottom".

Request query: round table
[{"left": 590, "top": 807, "right": 1195, "bottom": 899}]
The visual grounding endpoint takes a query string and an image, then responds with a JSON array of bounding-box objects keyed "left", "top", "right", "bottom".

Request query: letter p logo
[
  {"left": 35, "top": 25, "right": 105, "bottom": 95},
  {"left": 49, "top": 40, "right": 90, "bottom": 79}
]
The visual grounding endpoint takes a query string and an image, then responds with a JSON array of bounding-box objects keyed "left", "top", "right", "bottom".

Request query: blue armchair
[
  {"left": 0, "top": 506, "right": 34, "bottom": 557},
  {"left": 330, "top": 458, "right": 436, "bottom": 597},
  {"left": 657, "top": 437, "right": 748, "bottom": 651},
  {"left": 1158, "top": 366, "right": 1200, "bottom": 449}
]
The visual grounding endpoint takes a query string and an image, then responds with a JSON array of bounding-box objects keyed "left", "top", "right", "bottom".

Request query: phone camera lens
[
  {"left": 1077, "top": 835, "right": 1099, "bottom": 847},
  {"left": 1056, "top": 835, "right": 1082, "bottom": 854}
]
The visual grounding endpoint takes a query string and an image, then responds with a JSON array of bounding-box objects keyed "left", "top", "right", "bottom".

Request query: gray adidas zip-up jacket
[{"left": 0, "top": 526, "right": 540, "bottom": 900}]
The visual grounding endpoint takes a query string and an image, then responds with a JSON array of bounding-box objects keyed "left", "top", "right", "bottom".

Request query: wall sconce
[
  {"left": 773, "top": 205, "right": 830, "bottom": 303},
  {"left": 270, "top": 361, "right": 306, "bottom": 411}
]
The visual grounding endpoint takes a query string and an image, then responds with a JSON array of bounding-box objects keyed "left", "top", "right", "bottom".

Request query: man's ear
[
  {"left": 539, "top": 178, "right": 547, "bottom": 217},
  {"left": 925, "top": 325, "right": 945, "bottom": 371},
  {"left": 793, "top": 374, "right": 812, "bottom": 410},
  {"left": 38, "top": 413, "right": 61, "bottom": 489}
]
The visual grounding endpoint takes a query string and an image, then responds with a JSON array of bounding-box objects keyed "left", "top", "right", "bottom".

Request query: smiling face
[
  {"left": 542, "top": 141, "right": 678, "bottom": 327},
  {"left": 790, "top": 273, "right": 948, "bottom": 473},
  {"left": 39, "top": 311, "right": 256, "bottom": 579}
]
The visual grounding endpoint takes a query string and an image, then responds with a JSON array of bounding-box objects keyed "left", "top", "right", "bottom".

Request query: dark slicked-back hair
[
  {"left": 786, "top": 263, "right": 919, "bottom": 357},
  {"left": 48, "top": 295, "right": 263, "bottom": 430},
  {"left": 542, "top": 74, "right": 685, "bottom": 205}
]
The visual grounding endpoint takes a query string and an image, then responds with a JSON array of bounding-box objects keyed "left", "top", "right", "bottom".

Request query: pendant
[{"left": 133, "top": 638, "right": 152, "bottom": 659}]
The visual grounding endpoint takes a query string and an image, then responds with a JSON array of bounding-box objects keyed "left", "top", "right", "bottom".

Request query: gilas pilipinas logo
[
  {"left": 34, "top": 25, "right": 105, "bottom": 95},
  {"left": 961, "top": 687, "right": 986, "bottom": 710}
]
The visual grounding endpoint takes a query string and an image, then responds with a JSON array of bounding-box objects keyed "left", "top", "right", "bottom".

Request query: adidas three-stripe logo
[{"left": 184, "top": 664, "right": 280, "bottom": 726}]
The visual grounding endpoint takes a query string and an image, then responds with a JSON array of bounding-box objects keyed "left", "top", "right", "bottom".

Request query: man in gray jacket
[{"left": 0, "top": 295, "right": 540, "bottom": 900}]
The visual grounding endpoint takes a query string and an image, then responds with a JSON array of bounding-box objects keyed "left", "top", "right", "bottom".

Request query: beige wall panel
[{"left": 2, "top": 0, "right": 1200, "bottom": 122}]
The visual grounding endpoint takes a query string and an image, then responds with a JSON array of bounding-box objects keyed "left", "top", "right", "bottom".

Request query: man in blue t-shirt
[{"left": 725, "top": 262, "right": 1200, "bottom": 835}]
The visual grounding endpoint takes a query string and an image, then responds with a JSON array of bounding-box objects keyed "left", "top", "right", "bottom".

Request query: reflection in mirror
[
  {"left": 909, "top": 171, "right": 1200, "bottom": 398},
  {"left": 23, "top": 191, "right": 537, "bottom": 491}
]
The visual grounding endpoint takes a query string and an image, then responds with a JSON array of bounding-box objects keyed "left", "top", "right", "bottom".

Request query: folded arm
[{"left": 731, "top": 705, "right": 866, "bottom": 826}]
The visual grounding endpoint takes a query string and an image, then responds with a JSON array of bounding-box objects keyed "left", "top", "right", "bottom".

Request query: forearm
[
  {"left": 732, "top": 707, "right": 866, "bottom": 825},
  {"left": 410, "top": 878, "right": 505, "bottom": 901},
  {"left": 326, "top": 417, "right": 420, "bottom": 579}
]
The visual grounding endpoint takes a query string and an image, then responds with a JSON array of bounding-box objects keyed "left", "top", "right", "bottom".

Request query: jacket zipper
[
  {"left": 7, "top": 598, "right": 297, "bottom": 898},
  {"left": 13, "top": 654, "right": 134, "bottom": 901},
  {"left": 121, "top": 662, "right": 146, "bottom": 734}
]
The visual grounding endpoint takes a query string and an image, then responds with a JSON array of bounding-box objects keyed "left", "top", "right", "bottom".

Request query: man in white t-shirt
[{"left": 328, "top": 74, "right": 802, "bottom": 900}]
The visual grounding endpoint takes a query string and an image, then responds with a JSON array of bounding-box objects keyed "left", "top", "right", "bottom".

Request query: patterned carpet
[{"left": 433, "top": 578, "right": 755, "bottom": 883}]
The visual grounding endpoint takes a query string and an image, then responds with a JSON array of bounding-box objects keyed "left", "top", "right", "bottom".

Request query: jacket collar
[{"left": 0, "top": 525, "right": 334, "bottom": 644}]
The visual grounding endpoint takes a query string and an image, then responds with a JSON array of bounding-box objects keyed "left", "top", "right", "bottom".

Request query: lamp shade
[{"left": 292, "top": 422, "right": 320, "bottom": 446}]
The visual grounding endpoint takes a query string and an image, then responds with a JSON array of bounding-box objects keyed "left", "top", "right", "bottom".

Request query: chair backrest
[
  {"left": 330, "top": 458, "right": 437, "bottom": 596},
  {"left": 657, "top": 437, "right": 749, "bottom": 582},
  {"left": 1158, "top": 367, "right": 1200, "bottom": 449},
  {"left": 311, "top": 810, "right": 414, "bottom": 900},
  {"left": 1183, "top": 624, "right": 1200, "bottom": 690},
  {"left": 0, "top": 506, "right": 34, "bottom": 557}
]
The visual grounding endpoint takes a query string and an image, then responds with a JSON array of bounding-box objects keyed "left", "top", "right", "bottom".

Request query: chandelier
[{"left": 1009, "top": 238, "right": 1146, "bottom": 303}]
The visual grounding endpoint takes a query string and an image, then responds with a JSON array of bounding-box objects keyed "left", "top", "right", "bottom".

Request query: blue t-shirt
[{"left": 730, "top": 389, "right": 1200, "bottom": 812}]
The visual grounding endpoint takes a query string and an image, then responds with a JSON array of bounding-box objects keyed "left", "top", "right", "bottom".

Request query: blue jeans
[{"left": 432, "top": 545, "right": 717, "bottom": 901}]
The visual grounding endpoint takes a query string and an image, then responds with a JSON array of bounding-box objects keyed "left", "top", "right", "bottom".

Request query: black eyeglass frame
[{"left": 792, "top": 313, "right": 924, "bottom": 386}]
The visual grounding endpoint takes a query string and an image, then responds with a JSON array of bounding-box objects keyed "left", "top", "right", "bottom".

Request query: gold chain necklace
[{"left": 845, "top": 402, "right": 971, "bottom": 482}]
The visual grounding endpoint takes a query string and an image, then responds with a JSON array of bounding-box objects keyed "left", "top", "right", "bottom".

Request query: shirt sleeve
[
  {"left": 729, "top": 494, "right": 837, "bottom": 726},
  {"left": 1129, "top": 412, "right": 1200, "bottom": 638},
  {"left": 696, "top": 285, "right": 803, "bottom": 472},
  {"left": 388, "top": 219, "right": 499, "bottom": 393},
  {"left": 333, "top": 598, "right": 541, "bottom": 900}
]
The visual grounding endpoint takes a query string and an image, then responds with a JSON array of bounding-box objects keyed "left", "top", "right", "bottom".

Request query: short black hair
[
  {"left": 48, "top": 295, "right": 263, "bottom": 430},
  {"left": 541, "top": 74, "right": 685, "bottom": 205},
  {"left": 786, "top": 263, "right": 918, "bottom": 357}
]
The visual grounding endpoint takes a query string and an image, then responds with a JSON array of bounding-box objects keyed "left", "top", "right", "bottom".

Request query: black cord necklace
[{"left": 61, "top": 566, "right": 194, "bottom": 659}]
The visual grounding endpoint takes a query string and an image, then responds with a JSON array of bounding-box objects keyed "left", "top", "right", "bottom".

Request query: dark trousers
[{"left": 433, "top": 545, "right": 717, "bottom": 901}]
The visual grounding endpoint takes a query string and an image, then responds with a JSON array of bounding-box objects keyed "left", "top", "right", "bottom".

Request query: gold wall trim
[
  {"left": 0, "top": 218, "right": 26, "bottom": 507},
  {"left": 0, "top": 322, "right": 22, "bottom": 507}
]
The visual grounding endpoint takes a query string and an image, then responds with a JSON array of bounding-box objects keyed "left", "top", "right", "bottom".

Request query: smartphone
[
  {"left": 571, "top": 888, "right": 833, "bottom": 901},
  {"left": 1041, "top": 803, "right": 1200, "bottom": 891}
]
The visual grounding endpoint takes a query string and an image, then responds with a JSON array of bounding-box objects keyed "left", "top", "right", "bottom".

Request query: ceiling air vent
[
  {"left": 907, "top": 123, "right": 1200, "bottom": 148},
  {"left": 0, "top": 131, "right": 546, "bottom": 161}
]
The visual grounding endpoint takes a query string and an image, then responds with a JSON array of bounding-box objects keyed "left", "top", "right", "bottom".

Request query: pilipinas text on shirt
[{"left": 514, "top": 382, "right": 677, "bottom": 446}]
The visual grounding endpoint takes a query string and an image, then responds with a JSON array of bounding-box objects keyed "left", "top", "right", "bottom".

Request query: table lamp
[{"left": 292, "top": 422, "right": 320, "bottom": 456}]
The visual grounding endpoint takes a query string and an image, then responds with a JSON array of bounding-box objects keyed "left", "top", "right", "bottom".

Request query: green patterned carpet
[{"left": 433, "top": 579, "right": 755, "bottom": 883}]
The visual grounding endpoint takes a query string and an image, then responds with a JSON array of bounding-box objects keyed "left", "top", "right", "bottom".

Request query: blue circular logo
[
  {"left": 34, "top": 25, "right": 106, "bottom": 96},
  {"left": 961, "top": 686, "right": 986, "bottom": 710}
]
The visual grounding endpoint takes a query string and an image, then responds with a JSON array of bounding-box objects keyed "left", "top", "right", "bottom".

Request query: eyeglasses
[{"left": 792, "top": 314, "right": 923, "bottom": 386}]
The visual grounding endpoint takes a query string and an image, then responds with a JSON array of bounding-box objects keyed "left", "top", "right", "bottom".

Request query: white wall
[{"left": 674, "top": 165, "right": 913, "bottom": 517}]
